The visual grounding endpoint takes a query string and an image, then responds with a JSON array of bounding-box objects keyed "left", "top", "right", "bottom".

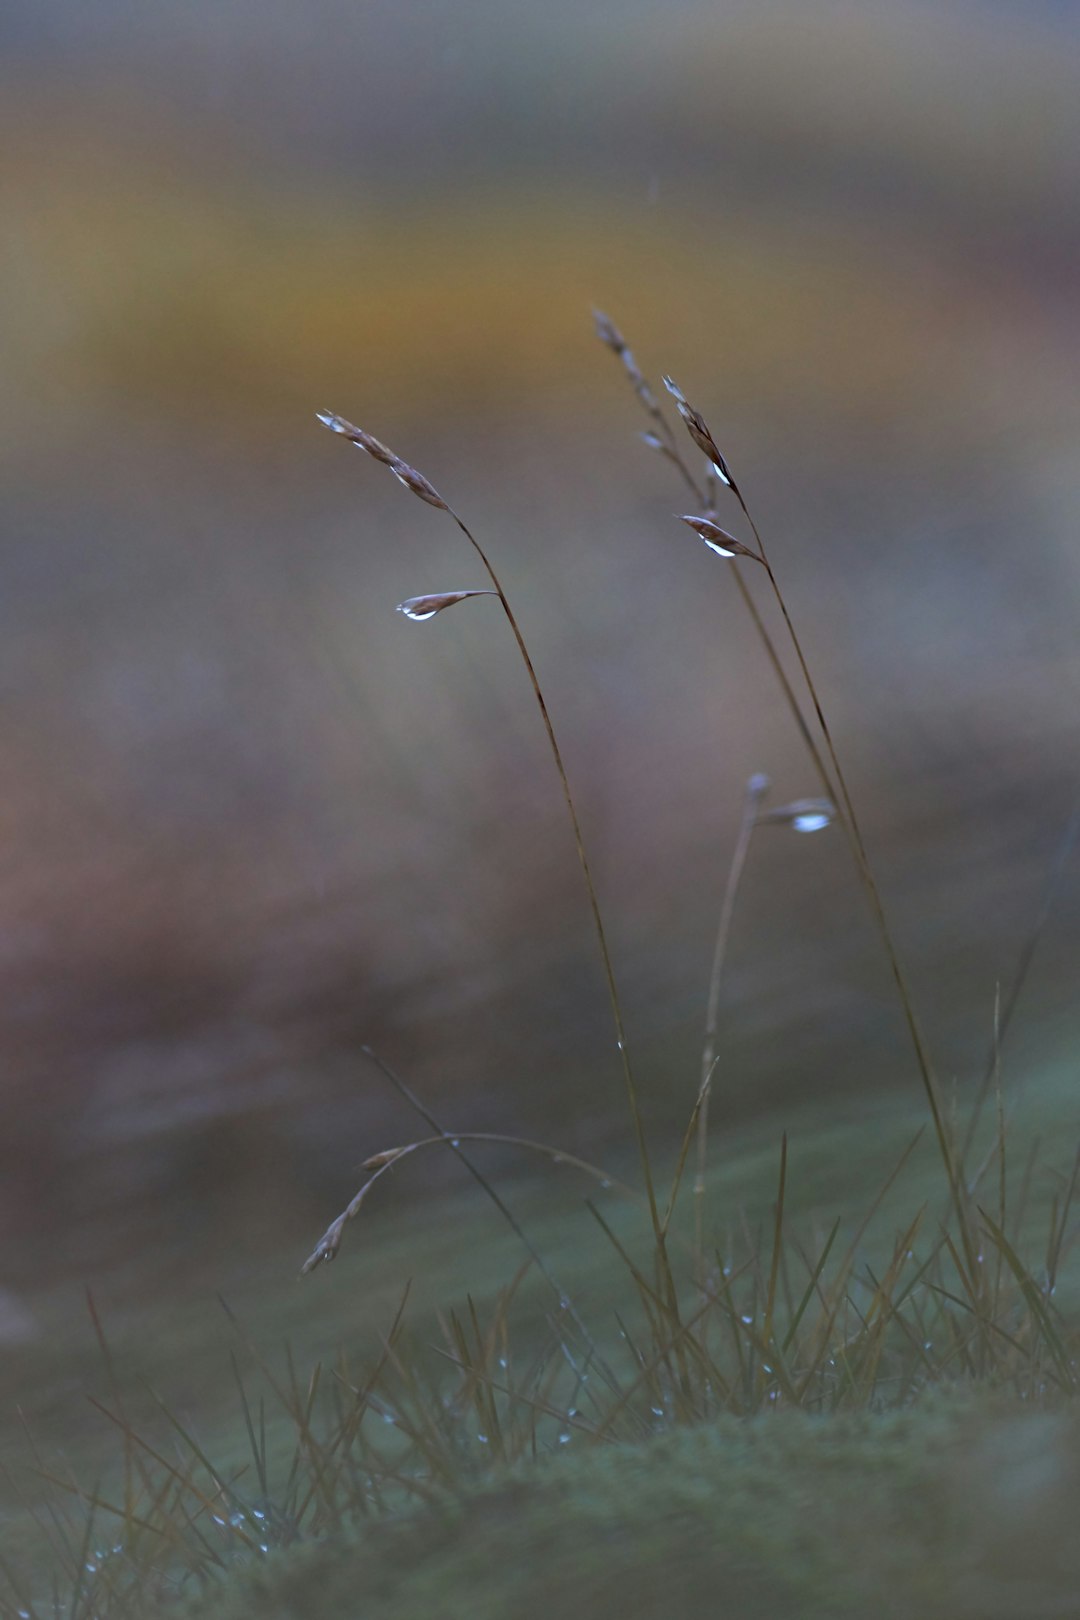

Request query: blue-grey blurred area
[{"left": 1, "top": 0, "right": 1079, "bottom": 1293}]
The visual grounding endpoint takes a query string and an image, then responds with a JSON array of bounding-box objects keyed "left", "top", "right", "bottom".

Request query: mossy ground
[
  {"left": 5, "top": 1052, "right": 1080, "bottom": 1617},
  {"left": 165, "top": 1393, "right": 1080, "bottom": 1620}
]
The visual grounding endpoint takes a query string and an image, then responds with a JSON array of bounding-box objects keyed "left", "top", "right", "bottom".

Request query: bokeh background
[{"left": 2, "top": 0, "right": 1080, "bottom": 1317}]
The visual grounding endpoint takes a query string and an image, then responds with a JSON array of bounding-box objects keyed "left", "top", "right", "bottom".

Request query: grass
[{"left": 4, "top": 321, "right": 1080, "bottom": 1618}]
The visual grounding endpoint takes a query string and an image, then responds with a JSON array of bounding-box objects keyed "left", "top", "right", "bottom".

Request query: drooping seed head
[
  {"left": 396, "top": 589, "right": 499, "bottom": 622},
  {"left": 757, "top": 797, "right": 837, "bottom": 833},
  {"left": 679, "top": 515, "right": 759, "bottom": 561}
]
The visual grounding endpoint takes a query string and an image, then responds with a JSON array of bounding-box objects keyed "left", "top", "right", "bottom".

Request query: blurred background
[{"left": 1, "top": 0, "right": 1080, "bottom": 1315}]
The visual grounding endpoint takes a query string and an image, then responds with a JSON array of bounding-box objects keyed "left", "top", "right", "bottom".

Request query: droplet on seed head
[
  {"left": 396, "top": 590, "right": 498, "bottom": 622},
  {"left": 757, "top": 798, "right": 837, "bottom": 833},
  {"left": 662, "top": 379, "right": 737, "bottom": 490},
  {"left": 679, "top": 515, "right": 758, "bottom": 561}
]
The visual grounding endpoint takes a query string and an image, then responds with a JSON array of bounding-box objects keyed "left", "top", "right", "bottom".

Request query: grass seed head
[
  {"left": 758, "top": 797, "right": 837, "bottom": 833},
  {"left": 663, "top": 377, "right": 735, "bottom": 489},
  {"left": 679, "top": 515, "right": 758, "bottom": 560},
  {"left": 396, "top": 590, "right": 498, "bottom": 622},
  {"left": 317, "top": 410, "right": 448, "bottom": 509}
]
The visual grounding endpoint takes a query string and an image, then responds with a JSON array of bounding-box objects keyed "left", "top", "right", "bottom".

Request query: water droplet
[
  {"left": 616, "top": 1039, "right": 624, "bottom": 1052},
  {"left": 558, "top": 1431, "right": 572, "bottom": 1445},
  {"left": 792, "top": 813, "right": 831, "bottom": 834},
  {"left": 397, "top": 590, "right": 496, "bottom": 622},
  {"left": 450, "top": 1138, "right": 461, "bottom": 1148},
  {"left": 477, "top": 1433, "right": 488, "bottom": 1444},
  {"left": 651, "top": 1406, "right": 664, "bottom": 1418},
  {"left": 599, "top": 1178, "right": 611, "bottom": 1190},
  {"left": 740, "top": 1314, "right": 754, "bottom": 1326}
]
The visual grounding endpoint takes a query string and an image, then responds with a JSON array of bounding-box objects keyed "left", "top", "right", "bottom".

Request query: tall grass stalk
[
  {"left": 316, "top": 413, "right": 662, "bottom": 1248},
  {"left": 594, "top": 325, "right": 976, "bottom": 1273},
  {"left": 693, "top": 772, "right": 769, "bottom": 1272}
]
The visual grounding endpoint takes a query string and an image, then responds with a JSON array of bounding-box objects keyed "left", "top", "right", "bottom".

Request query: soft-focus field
[{"left": 2, "top": 2, "right": 1080, "bottom": 1615}]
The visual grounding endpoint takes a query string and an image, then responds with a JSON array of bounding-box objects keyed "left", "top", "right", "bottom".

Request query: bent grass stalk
[{"left": 315, "top": 413, "right": 662, "bottom": 1251}]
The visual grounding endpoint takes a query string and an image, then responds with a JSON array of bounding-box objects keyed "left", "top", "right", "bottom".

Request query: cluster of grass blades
[{"left": 5, "top": 318, "right": 1079, "bottom": 1617}]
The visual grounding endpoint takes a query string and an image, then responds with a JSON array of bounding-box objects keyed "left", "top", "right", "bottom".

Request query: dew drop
[{"left": 792, "top": 813, "right": 832, "bottom": 834}]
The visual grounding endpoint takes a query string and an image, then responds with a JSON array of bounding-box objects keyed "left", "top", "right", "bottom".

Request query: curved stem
[{"left": 446, "top": 508, "right": 662, "bottom": 1244}]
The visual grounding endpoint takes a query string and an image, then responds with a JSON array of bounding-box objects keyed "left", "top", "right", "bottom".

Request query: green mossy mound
[{"left": 174, "top": 1393, "right": 1080, "bottom": 1620}]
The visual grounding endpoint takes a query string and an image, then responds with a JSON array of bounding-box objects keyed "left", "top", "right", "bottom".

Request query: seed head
[
  {"left": 662, "top": 378, "right": 736, "bottom": 490},
  {"left": 594, "top": 310, "right": 658, "bottom": 411},
  {"left": 396, "top": 589, "right": 498, "bottom": 622},
  {"left": 317, "top": 411, "right": 448, "bottom": 510},
  {"left": 679, "top": 515, "right": 759, "bottom": 561},
  {"left": 757, "top": 798, "right": 837, "bottom": 834}
]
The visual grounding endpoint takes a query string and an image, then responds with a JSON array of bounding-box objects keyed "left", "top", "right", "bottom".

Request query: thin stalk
[
  {"left": 318, "top": 410, "right": 661, "bottom": 1244},
  {"left": 734, "top": 490, "right": 977, "bottom": 1274},
  {"left": 693, "top": 773, "right": 769, "bottom": 1272},
  {"left": 350, "top": 1047, "right": 623, "bottom": 1396},
  {"left": 443, "top": 505, "right": 662, "bottom": 1243}
]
